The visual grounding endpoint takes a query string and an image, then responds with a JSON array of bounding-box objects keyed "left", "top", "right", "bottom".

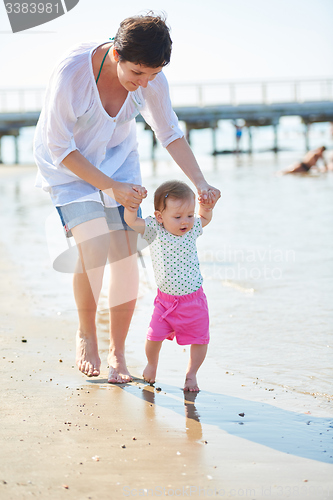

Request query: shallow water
[{"left": 0, "top": 149, "right": 332, "bottom": 406}]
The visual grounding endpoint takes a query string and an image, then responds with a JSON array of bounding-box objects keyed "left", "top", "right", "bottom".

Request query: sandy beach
[
  {"left": 1, "top": 164, "right": 333, "bottom": 500},
  {"left": 0, "top": 0, "right": 332, "bottom": 494}
]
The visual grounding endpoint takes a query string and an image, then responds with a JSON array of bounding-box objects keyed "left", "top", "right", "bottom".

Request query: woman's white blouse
[{"left": 33, "top": 41, "right": 184, "bottom": 207}]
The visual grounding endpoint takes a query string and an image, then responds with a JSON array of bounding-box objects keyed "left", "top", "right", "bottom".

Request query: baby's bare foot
[
  {"left": 76, "top": 330, "right": 101, "bottom": 377},
  {"left": 143, "top": 363, "right": 157, "bottom": 384},
  {"left": 107, "top": 351, "right": 132, "bottom": 384},
  {"left": 184, "top": 374, "right": 200, "bottom": 392}
]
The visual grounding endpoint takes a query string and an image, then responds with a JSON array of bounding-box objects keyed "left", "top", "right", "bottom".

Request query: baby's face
[{"left": 156, "top": 196, "right": 195, "bottom": 236}]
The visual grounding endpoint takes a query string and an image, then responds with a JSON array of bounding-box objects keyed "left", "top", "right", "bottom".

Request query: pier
[{"left": 0, "top": 78, "right": 333, "bottom": 163}]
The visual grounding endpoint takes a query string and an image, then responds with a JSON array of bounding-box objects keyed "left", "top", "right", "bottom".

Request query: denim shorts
[{"left": 56, "top": 201, "right": 142, "bottom": 238}]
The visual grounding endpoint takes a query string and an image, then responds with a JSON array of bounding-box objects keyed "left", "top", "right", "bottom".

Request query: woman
[
  {"left": 282, "top": 146, "right": 327, "bottom": 174},
  {"left": 34, "top": 13, "right": 220, "bottom": 383}
]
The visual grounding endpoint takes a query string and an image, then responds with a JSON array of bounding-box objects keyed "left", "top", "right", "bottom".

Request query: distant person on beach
[
  {"left": 235, "top": 124, "right": 243, "bottom": 154},
  {"left": 33, "top": 13, "right": 220, "bottom": 383},
  {"left": 124, "top": 180, "right": 218, "bottom": 392},
  {"left": 282, "top": 146, "right": 327, "bottom": 174}
]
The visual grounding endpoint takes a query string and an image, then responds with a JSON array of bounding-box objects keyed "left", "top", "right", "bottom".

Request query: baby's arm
[
  {"left": 198, "top": 191, "right": 218, "bottom": 228},
  {"left": 124, "top": 207, "right": 146, "bottom": 235}
]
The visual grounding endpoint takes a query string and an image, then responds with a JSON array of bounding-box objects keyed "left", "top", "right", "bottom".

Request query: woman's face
[{"left": 116, "top": 60, "right": 163, "bottom": 91}]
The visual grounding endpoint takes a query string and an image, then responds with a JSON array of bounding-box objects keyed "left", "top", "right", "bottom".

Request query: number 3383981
[{"left": 5, "top": 3, "right": 60, "bottom": 14}]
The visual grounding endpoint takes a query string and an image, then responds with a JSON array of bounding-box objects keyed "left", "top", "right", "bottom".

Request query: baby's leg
[
  {"left": 184, "top": 344, "right": 208, "bottom": 392},
  {"left": 143, "top": 339, "right": 163, "bottom": 384}
]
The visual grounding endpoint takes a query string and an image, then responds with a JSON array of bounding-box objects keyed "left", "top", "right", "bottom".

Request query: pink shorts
[{"left": 147, "top": 287, "right": 210, "bottom": 346}]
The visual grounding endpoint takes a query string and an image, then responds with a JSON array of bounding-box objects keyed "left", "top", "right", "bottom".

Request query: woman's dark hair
[
  {"left": 154, "top": 181, "right": 195, "bottom": 212},
  {"left": 114, "top": 13, "right": 172, "bottom": 68}
]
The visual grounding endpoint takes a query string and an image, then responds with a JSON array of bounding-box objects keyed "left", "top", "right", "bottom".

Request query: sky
[{"left": 0, "top": 0, "right": 332, "bottom": 88}]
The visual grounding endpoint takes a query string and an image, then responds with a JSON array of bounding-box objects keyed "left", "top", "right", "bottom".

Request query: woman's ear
[
  {"left": 113, "top": 48, "right": 119, "bottom": 62},
  {"left": 154, "top": 210, "right": 163, "bottom": 224}
]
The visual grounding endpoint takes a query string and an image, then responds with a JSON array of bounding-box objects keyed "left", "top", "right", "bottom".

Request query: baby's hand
[
  {"left": 132, "top": 185, "right": 147, "bottom": 200},
  {"left": 198, "top": 190, "right": 219, "bottom": 210}
]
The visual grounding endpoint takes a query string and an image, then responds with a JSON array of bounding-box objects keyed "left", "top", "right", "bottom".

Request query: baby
[{"left": 124, "top": 180, "right": 217, "bottom": 391}]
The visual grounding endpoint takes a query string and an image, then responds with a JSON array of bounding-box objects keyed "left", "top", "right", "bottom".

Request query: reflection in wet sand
[
  {"left": 123, "top": 382, "right": 333, "bottom": 464},
  {"left": 184, "top": 392, "right": 203, "bottom": 441}
]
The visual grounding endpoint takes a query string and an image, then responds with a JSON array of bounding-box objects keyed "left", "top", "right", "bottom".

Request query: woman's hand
[
  {"left": 105, "top": 181, "right": 147, "bottom": 210},
  {"left": 196, "top": 181, "right": 221, "bottom": 208}
]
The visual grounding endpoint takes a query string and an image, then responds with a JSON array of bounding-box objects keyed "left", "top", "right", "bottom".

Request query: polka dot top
[{"left": 142, "top": 216, "right": 203, "bottom": 295}]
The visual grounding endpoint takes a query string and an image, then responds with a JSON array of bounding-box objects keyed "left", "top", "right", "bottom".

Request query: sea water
[{"left": 0, "top": 120, "right": 332, "bottom": 406}]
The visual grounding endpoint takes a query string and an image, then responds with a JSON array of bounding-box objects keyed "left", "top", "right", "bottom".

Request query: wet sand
[
  {"left": 1, "top": 165, "right": 333, "bottom": 499},
  {"left": 1, "top": 242, "right": 333, "bottom": 500}
]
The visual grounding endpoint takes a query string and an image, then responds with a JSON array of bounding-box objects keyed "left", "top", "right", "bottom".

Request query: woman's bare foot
[
  {"left": 107, "top": 351, "right": 132, "bottom": 383},
  {"left": 184, "top": 374, "right": 200, "bottom": 392},
  {"left": 76, "top": 330, "right": 101, "bottom": 377},
  {"left": 143, "top": 363, "right": 157, "bottom": 384}
]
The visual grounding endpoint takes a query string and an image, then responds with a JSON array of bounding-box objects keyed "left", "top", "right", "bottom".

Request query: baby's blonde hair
[{"left": 154, "top": 180, "right": 195, "bottom": 212}]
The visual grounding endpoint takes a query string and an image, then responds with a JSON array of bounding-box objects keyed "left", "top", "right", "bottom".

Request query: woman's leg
[
  {"left": 71, "top": 217, "right": 111, "bottom": 377},
  {"left": 107, "top": 230, "right": 139, "bottom": 383},
  {"left": 284, "top": 162, "right": 309, "bottom": 174}
]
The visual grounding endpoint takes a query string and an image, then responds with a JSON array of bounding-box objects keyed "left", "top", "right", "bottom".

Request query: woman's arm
[
  {"left": 166, "top": 137, "right": 221, "bottom": 205},
  {"left": 140, "top": 74, "right": 220, "bottom": 205},
  {"left": 62, "top": 150, "right": 146, "bottom": 209}
]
